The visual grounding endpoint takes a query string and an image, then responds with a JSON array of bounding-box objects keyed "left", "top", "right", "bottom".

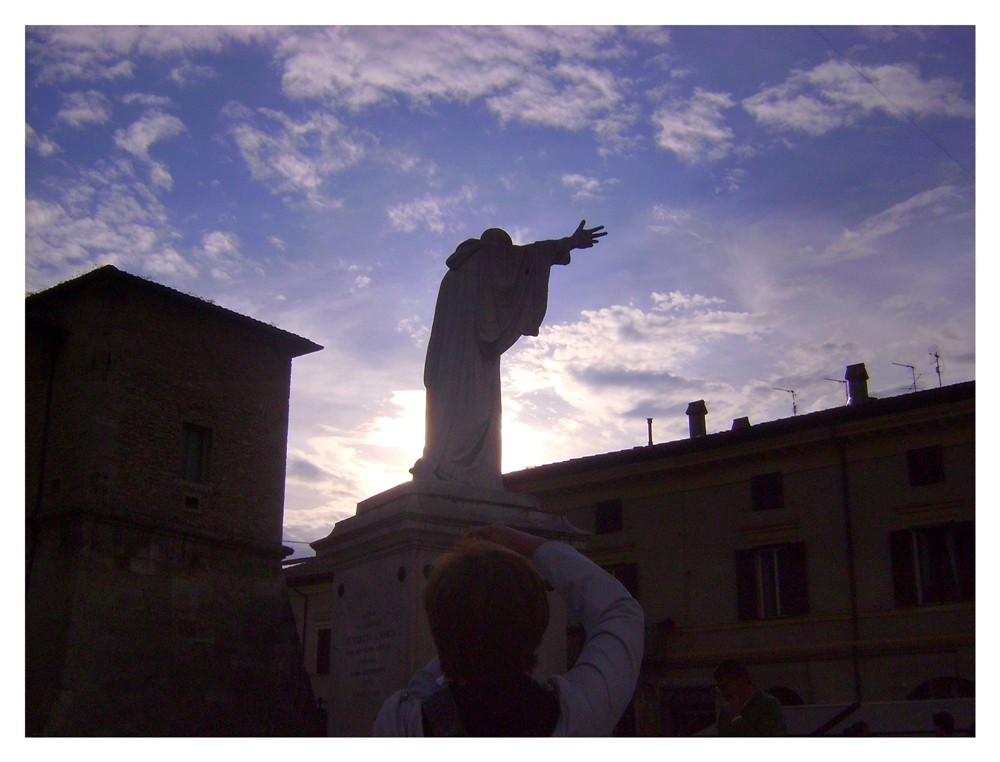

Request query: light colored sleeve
[
  {"left": 403, "top": 656, "right": 445, "bottom": 697},
  {"left": 533, "top": 541, "right": 645, "bottom": 736},
  {"left": 371, "top": 657, "right": 444, "bottom": 736}
]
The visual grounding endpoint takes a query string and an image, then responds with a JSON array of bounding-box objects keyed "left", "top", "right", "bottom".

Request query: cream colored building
[{"left": 504, "top": 364, "right": 974, "bottom": 735}]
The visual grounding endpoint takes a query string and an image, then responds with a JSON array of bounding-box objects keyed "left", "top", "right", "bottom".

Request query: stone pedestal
[{"left": 310, "top": 480, "right": 586, "bottom": 736}]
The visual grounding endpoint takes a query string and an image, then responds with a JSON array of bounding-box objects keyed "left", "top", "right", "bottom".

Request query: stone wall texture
[{"left": 26, "top": 267, "right": 324, "bottom": 736}]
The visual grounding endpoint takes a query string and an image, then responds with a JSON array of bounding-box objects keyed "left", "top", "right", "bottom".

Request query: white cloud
[
  {"left": 113, "top": 109, "right": 186, "bottom": 190},
  {"left": 25, "top": 166, "right": 195, "bottom": 290},
  {"left": 148, "top": 163, "right": 174, "bottom": 191},
  {"left": 282, "top": 388, "right": 427, "bottom": 529},
  {"left": 649, "top": 204, "right": 695, "bottom": 235},
  {"left": 194, "top": 230, "right": 252, "bottom": 281},
  {"left": 486, "top": 61, "right": 627, "bottom": 134},
  {"left": 397, "top": 315, "right": 430, "bottom": 346},
  {"left": 651, "top": 88, "right": 736, "bottom": 163},
  {"left": 743, "top": 59, "right": 974, "bottom": 136},
  {"left": 26, "top": 124, "right": 59, "bottom": 158},
  {"left": 27, "top": 26, "right": 277, "bottom": 84},
  {"left": 114, "top": 111, "right": 186, "bottom": 159},
  {"left": 650, "top": 290, "right": 726, "bottom": 312},
  {"left": 226, "top": 105, "right": 368, "bottom": 208},
  {"left": 881, "top": 293, "right": 951, "bottom": 314},
  {"left": 822, "top": 185, "right": 965, "bottom": 261},
  {"left": 504, "top": 295, "right": 773, "bottom": 435},
  {"left": 712, "top": 167, "right": 749, "bottom": 195},
  {"left": 28, "top": 26, "right": 139, "bottom": 83},
  {"left": 276, "top": 26, "right": 632, "bottom": 147},
  {"left": 144, "top": 248, "right": 200, "bottom": 279},
  {"left": 199, "top": 230, "right": 240, "bottom": 260},
  {"left": 284, "top": 435, "right": 368, "bottom": 521},
  {"left": 170, "top": 62, "right": 217, "bottom": 87},
  {"left": 561, "top": 173, "right": 616, "bottom": 201},
  {"left": 386, "top": 185, "right": 476, "bottom": 234},
  {"left": 278, "top": 27, "right": 520, "bottom": 108},
  {"left": 57, "top": 90, "right": 113, "bottom": 128},
  {"left": 122, "top": 92, "right": 174, "bottom": 108},
  {"left": 505, "top": 305, "right": 921, "bottom": 454}
]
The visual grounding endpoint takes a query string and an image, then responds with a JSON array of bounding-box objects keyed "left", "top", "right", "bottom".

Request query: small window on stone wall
[{"left": 181, "top": 423, "right": 212, "bottom": 483}]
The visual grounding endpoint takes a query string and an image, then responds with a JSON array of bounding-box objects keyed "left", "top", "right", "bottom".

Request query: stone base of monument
[{"left": 310, "top": 479, "right": 587, "bottom": 736}]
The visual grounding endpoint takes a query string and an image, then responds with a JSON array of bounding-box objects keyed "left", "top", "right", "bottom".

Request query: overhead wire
[{"left": 809, "top": 26, "right": 975, "bottom": 181}]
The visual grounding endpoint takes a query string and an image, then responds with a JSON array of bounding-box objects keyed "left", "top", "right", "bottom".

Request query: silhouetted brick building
[{"left": 26, "top": 265, "right": 323, "bottom": 735}]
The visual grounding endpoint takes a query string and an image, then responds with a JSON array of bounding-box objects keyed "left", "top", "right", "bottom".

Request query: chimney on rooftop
[
  {"left": 731, "top": 416, "right": 751, "bottom": 431},
  {"left": 845, "top": 363, "right": 870, "bottom": 406},
  {"left": 686, "top": 400, "right": 708, "bottom": 438}
]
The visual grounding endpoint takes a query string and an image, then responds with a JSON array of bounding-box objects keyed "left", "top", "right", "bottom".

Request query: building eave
[
  {"left": 503, "top": 381, "right": 974, "bottom": 495},
  {"left": 26, "top": 265, "right": 323, "bottom": 358}
]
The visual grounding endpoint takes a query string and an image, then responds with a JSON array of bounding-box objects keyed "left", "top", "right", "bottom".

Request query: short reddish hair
[{"left": 423, "top": 539, "right": 549, "bottom": 684}]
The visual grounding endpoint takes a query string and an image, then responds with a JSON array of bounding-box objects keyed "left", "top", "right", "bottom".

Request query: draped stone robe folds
[{"left": 411, "top": 234, "right": 572, "bottom": 491}]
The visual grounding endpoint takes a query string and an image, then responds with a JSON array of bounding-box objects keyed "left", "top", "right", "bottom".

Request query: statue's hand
[{"left": 569, "top": 219, "right": 607, "bottom": 249}]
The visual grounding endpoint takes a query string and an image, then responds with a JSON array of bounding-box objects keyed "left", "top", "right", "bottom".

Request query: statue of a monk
[{"left": 411, "top": 220, "right": 607, "bottom": 491}]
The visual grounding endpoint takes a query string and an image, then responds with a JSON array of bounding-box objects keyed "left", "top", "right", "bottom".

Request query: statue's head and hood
[{"left": 446, "top": 228, "right": 513, "bottom": 270}]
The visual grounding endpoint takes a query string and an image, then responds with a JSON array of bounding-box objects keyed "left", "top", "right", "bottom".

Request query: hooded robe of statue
[{"left": 411, "top": 228, "right": 572, "bottom": 490}]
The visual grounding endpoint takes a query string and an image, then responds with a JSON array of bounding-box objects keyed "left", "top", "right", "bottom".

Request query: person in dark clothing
[{"left": 714, "top": 659, "right": 788, "bottom": 736}]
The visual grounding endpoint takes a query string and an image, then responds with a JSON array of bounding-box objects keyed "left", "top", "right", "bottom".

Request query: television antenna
[
  {"left": 825, "top": 377, "right": 848, "bottom": 403},
  {"left": 928, "top": 346, "right": 943, "bottom": 387},
  {"left": 892, "top": 362, "right": 918, "bottom": 393},
  {"left": 773, "top": 387, "right": 798, "bottom": 416}
]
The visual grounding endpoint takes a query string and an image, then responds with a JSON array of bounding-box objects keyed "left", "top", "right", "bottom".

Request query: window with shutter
[
  {"left": 890, "top": 521, "right": 974, "bottom": 606},
  {"left": 735, "top": 542, "right": 808, "bottom": 620}
]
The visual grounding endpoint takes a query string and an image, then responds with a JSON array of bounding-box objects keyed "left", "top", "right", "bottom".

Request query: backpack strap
[{"left": 421, "top": 685, "right": 466, "bottom": 737}]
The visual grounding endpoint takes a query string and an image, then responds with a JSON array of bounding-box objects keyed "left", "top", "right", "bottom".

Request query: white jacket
[{"left": 372, "top": 541, "right": 645, "bottom": 736}]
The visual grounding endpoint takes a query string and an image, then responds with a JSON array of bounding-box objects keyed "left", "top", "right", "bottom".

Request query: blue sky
[{"left": 23, "top": 21, "right": 978, "bottom": 556}]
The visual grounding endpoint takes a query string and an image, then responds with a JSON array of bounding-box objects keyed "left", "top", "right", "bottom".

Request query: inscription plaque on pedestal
[
  {"left": 330, "top": 558, "right": 414, "bottom": 733},
  {"left": 312, "top": 481, "right": 585, "bottom": 736}
]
